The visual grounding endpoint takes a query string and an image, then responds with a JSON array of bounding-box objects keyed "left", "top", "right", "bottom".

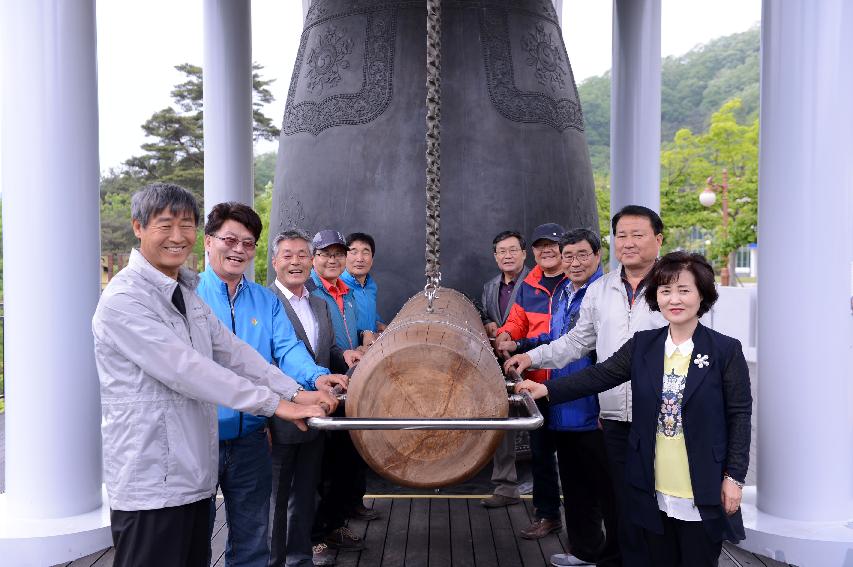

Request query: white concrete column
[
  {"left": 757, "top": 0, "right": 853, "bottom": 522},
  {"left": 203, "top": 0, "right": 254, "bottom": 214},
  {"left": 610, "top": 0, "right": 661, "bottom": 264},
  {"left": 741, "top": 1, "right": 853, "bottom": 564},
  {"left": 0, "top": 0, "right": 110, "bottom": 561}
]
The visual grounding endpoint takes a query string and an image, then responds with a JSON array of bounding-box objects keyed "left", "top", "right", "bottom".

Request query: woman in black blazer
[{"left": 511, "top": 252, "right": 752, "bottom": 567}]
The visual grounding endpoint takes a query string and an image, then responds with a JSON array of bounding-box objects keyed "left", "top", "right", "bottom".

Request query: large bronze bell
[{"left": 271, "top": 0, "right": 597, "bottom": 323}]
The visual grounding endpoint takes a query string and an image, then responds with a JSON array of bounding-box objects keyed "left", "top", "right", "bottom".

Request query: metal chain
[{"left": 424, "top": 0, "right": 442, "bottom": 312}]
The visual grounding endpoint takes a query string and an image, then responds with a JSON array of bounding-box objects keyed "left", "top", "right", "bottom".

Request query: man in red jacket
[{"left": 495, "top": 223, "right": 566, "bottom": 539}]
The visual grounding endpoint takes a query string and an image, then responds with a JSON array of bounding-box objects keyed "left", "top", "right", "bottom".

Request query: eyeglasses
[
  {"left": 562, "top": 252, "right": 593, "bottom": 264},
  {"left": 278, "top": 252, "right": 311, "bottom": 262},
  {"left": 315, "top": 250, "right": 347, "bottom": 260},
  {"left": 212, "top": 234, "right": 257, "bottom": 250},
  {"left": 495, "top": 247, "right": 522, "bottom": 257}
]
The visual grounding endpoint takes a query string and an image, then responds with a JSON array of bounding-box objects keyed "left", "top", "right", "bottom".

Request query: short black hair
[
  {"left": 645, "top": 251, "right": 719, "bottom": 317},
  {"left": 346, "top": 232, "right": 376, "bottom": 255},
  {"left": 492, "top": 230, "right": 526, "bottom": 252},
  {"left": 131, "top": 182, "right": 200, "bottom": 228},
  {"left": 204, "top": 202, "right": 263, "bottom": 242},
  {"left": 560, "top": 228, "right": 601, "bottom": 254},
  {"left": 611, "top": 205, "right": 664, "bottom": 235}
]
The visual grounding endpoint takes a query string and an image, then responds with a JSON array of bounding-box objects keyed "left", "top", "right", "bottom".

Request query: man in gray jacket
[
  {"left": 505, "top": 205, "right": 667, "bottom": 567},
  {"left": 480, "top": 230, "right": 530, "bottom": 508},
  {"left": 92, "top": 183, "right": 336, "bottom": 567}
]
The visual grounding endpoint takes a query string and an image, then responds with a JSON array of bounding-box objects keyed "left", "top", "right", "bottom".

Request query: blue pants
[{"left": 214, "top": 429, "right": 273, "bottom": 567}]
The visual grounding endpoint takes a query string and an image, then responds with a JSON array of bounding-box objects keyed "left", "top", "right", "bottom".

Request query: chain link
[{"left": 424, "top": 0, "right": 442, "bottom": 312}]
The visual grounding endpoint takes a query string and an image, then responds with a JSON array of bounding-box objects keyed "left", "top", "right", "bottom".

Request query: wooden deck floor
[{"left": 60, "top": 495, "right": 792, "bottom": 567}]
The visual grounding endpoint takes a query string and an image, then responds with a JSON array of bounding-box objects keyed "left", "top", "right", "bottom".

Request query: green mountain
[{"left": 578, "top": 27, "right": 760, "bottom": 174}]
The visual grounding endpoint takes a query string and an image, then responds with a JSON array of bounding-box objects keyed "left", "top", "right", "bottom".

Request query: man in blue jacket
[
  {"left": 498, "top": 229, "right": 618, "bottom": 567},
  {"left": 341, "top": 232, "right": 385, "bottom": 341},
  {"left": 308, "top": 229, "right": 383, "bottom": 552},
  {"left": 196, "top": 203, "right": 348, "bottom": 567}
]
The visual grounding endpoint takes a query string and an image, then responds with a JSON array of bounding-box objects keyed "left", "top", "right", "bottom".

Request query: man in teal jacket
[
  {"left": 341, "top": 232, "right": 385, "bottom": 339},
  {"left": 197, "top": 204, "right": 347, "bottom": 567}
]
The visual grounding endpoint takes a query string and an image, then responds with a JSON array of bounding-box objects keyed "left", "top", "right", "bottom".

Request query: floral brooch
[{"left": 693, "top": 354, "right": 710, "bottom": 368}]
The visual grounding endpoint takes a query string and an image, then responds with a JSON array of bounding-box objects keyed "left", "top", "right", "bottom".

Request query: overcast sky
[{"left": 0, "top": 0, "right": 761, "bottom": 180}]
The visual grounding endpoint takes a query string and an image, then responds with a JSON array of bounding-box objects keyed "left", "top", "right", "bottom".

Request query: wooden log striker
[{"left": 345, "top": 288, "right": 509, "bottom": 488}]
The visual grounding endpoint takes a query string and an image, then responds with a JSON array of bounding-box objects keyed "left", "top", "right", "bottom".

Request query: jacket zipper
[{"left": 227, "top": 284, "right": 244, "bottom": 437}]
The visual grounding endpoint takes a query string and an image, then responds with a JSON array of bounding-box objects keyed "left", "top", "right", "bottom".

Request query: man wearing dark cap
[
  {"left": 494, "top": 223, "right": 566, "bottom": 539},
  {"left": 309, "top": 229, "right": 377, "bottom": 554}
]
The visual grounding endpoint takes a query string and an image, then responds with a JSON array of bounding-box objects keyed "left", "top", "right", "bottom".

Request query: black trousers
[
  {"left": 600, "top": 418, "right": 652, "bottom": 567},
  {"left": 313, "top": 427, "right": 368, "bottom": 538},
  {"left": 110, "top": 498, "right": 210, "bottom": 567},
  {"left": 644, "top": 512, "right": 722, "bottom": 567},
  {"left": 554, "top": 428, "right": 621, "bottom": 567},
  {"left": 529, "top": 424, "right": 562, "bottom": 521}
]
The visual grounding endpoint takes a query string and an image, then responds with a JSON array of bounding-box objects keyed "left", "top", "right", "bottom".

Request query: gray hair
[
  {"left": 130, "top": 182, "right": 200, "bottom": 228},
  {"left": 272, "top": 228, "right": 314, "bottom": 257}
]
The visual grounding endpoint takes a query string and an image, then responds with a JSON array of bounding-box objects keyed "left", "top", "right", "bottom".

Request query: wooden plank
[
  {"left": 487, "top": 505, "right": 523, "bottom": 567},
  {"left": 404, "top": 498, "right": 430, "bottom": 567},
  {"left": 62, "top": 547, "right": 111, "bottom": 567},
  {"left": 468, "top": 497, "right": 499, "bottom": 567},
  {"left": 210, "top": 521, "right": 228, "bottom": 566},
  {"left": 506, "top": 499, "right": 549, "bottom": 566},
  {"left": 718, "top": 547, "right": 740, "bottom": 567},
  {"left": 447, "top": 499, "right": 475, "bottom": 567},
  {"left": 90, "top": 548, "right": 115, "bottom": 567},
  {"left": 722, "top": 542, "right": 769, "bottom": 566},
  {"left": 521, "top": 499, "right": 567, "bottom": 563},
  {"left": 356, "top": 497, "right": 392, "bottom": 567},
  {"left": 428, "top": 498, "right": 451, "bottom": 567},
  {"left": 380, "top": 498, "right": 411, "bottom": 567},
  {"left": 753, "top": 551, "right": 794, "bottom": 567},
  {"left": 336, "top": 498, "right": 374, "bottom": 567},
  {"left": 212, "top": 497, "right": 226, "bottom": 532}
]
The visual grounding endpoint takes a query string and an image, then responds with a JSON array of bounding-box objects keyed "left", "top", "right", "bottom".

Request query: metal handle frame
[{"left": 306, "top": 370, "right": 543, "bottom": 431}]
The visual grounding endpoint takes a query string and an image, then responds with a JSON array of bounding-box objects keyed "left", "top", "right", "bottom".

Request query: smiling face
[
  {"left": 561, "top": 239, "right": 600, "bottom": 287},
  {"left": 656, "top": 268, "right": 702, "bottom": 326},
  {"left": 493, "top": 236, "right": 527, "bottom": 276},
  {"left": 204, "top": 219, "right": 256, "bottom": 284},
  {"left": 272, "top": 237, "right": 313, "bottom": 292},
  {"left": 613, "top": 215, "right": 663, "bottom": 272},
  {"left": 313, "top": 244, "right": 348, "bottom": 282},
  {"left": 133, "top": 208, "right": 197, "bottom": 279},
  {"left": 531, "top": 239, "right": 562, "bottom": 275},
  {"left": 346, "top": 240, "right": 374, "bottom": 279}
]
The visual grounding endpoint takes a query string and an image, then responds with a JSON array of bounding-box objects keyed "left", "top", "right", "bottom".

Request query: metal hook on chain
[{"left": 424, "top": 272, "right": 442, "bottom": 313}]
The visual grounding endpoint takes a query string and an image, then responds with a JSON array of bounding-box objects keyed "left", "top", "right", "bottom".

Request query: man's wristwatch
[{"left": 289, "top": 386, "right": 305, "bottom": 402}]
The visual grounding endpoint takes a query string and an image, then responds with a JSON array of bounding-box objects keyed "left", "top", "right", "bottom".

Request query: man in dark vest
[{"left": 268, "top": 229, "right": 362, "bottom": 567}]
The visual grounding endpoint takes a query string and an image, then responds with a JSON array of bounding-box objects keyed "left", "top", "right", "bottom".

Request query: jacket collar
[
  {"left": 642, "top": 323, "right": 713, "bottom": 405},
  {"left": 682, "top": 323, "right": 713, "bottom": 405},
  {"left": 567, "top": 265, "right": 604, "bottom": 293},
  {"left": 128, "top": 248, "right": 199, "bottom": 292},
  {"left": 524, "top": 264, "right": 566, "bottom": 295},
  {"left": 642, "top": 326, "right": 669, "bottom": 399},
  {"left": 200, "top": 264, "right": 246, "bottom": 298},
  {"left": 341, "top": 270, "right": 374, "bottom": 290},
  {"left": 310, "top": 270, "right": 350, "bottom": 296}
]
